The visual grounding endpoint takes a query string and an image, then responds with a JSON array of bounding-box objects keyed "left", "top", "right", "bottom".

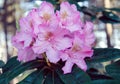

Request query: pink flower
[
  {"left": 12, "top": 31, "right": 38, "bottom": 61},
  {"left": 17, "top": 47, "right": 40, "bottom": 62},
  {"left": 56, "top": 2, "right": 82, "bottom": 32},
  {"left": 83, "top": 22, "right": 95, "bottom": 46},
  {"left": 12, "top": 32, "right": 33, "bottom": 49},
  {"left": 39, "top": 1, "right": 54, "bottom": 21},
  {"left": 19, "top": 8, "right": 41, "bottom": 33},
  {"left": 32, "top": 26, "right": 72, "bottom": 63},
  {"left": 60, "top": 31, "right": 94, "bottom": 74},
  {"left": 38, "top": 2, "right": 58, "bottom": 27},
  {"left": 12, "top": 1, "right": 95, "bottom": 74}
]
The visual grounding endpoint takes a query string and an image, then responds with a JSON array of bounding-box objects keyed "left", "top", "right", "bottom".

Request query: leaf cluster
[{"left": 0, "top": 48, "right": 120, "bottom": 84}]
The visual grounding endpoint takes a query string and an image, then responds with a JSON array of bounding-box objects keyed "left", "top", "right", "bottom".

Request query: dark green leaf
[
  {"left": 56, "top": 65, "right": 91, "bottom": 84},
  {"left": 106, "top": 8, "right": 120, "bottom": 12},
  {"left": 2, "top": 56, "right": 20, "bottom": 72},
  {"left": 91, "top": 6, "right": 120, "bottom": 12},
  {"left": 87, "top": 68, "right": 112, "bottom": 80},
  {"left": 0, "top": 79, "right": 8, "bottom": 84},
  {"left": 99, "top": 11, "right": 120, "bottom": 23},
  {"left": 81, "top": 6, "right": 96, "bottom": 17},
  {"left": 75, "top": 0, "right": 88, "bottom": 2},
  {"left": 44, "top": 70, "right": 64, "bottom": 84},
  {"left": 18, "top": 69, "right": 44, "bottom": 84},
  {"left": 7, "top": 59, "right": 45, "bottom": 81},
  {"left": 41, "top": 0, "right": 57, "bottom": 5},
  {"left": 106, "top": 60, "right": 120, "bottom": 80},
  {"left": 88, "top": 73, "right": 112, "bottom": 80},
  {"left": 44, "top": 72, "right": 53, "bottom": 84},
  {"left": 33, "top": 69, "right": 44, "bottom": 84},
  {"left": 0, "top": 72, "right": 11, "bottom": 84},
  {"left": 0, "top": 60, "right": 5, "bottom": 68},
  {"left": 0, "top": 59, "right": 45, "bottom": 84},
  {"left": 86, "top": 48, "right": 120, "bottom": 63},
  {"left": 90, "top": 80, "right": 120, "bottom": 84},
  {"left": 99, "top": 16, "right": 120, "bottom": 24}
]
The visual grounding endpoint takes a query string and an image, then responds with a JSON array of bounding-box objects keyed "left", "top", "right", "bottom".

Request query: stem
[{"left": 42, "top": 53, "right": 51, "bottom": 67}]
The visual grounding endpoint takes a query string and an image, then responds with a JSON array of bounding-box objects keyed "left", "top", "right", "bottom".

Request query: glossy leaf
[
  {"left": 106, "top": 60, "right": 120, "bottom": 80},
  {"left": 41, "top": 0, "right": 57, "bottom": 5},
  {"left": 56, "top": 65, "right": 91, "bottom": 84},
  {"left": 87, "top": 68, "right": 112, "bottom": 80},
  {"left": 88, "top": 73, "right": 112, "bottom": 80},
  {"left": 0, "top": 59, "right": 45, "bottom": 84},
  {"left": 90, "top": 80, "right": 120, "bottom": 84},
  {"left": 2, "top": 56, "right": 20, "bottom": 72},
  {"left": 33, "top": 69, "right": 44, "bottom": 84},
  {"left": 99, "top": 11, "right": 120, "bottom": 23},
  {"left": 75, "top": 0, "right": 88, "bottom": 2},
  {"left": 44, "top": 72, "right": 54, "bottom": 84},
  {"left": 18, "top": 69, "right": 44, "bottom": 84},
  {"left": 106, "top": 8, "right": 120, "bottom": 12},
  {"left": 7, "top": 60, "right": 45, "bottom": 81},
  {"left": 0, "top": 60, "right": 5, "bottom": 68},
  {"left": 44, "top": 71, "right": 64, "bottom": 84},
  {"left": 86, "top": 48, "right": 120, "bottom": 63}
]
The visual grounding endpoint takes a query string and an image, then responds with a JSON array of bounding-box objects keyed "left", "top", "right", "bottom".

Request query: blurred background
[{"left": 0, "top": 0, "right": 120, "bottom": 83}]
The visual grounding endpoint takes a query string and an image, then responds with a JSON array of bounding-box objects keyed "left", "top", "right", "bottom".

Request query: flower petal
[
  {"left": 46, "top": 47, "right": 60, "bottom": 63},
  {"left": 32, "top": 39, "right": 49, "bottom": 54},
  {"left": 39, "top": 1, "right": 54, "bottom": 17},
  {"left": 17, "top": 47, "right": 36, "bottom": 62},
  {"left": 55, "top": 37, "right": 72, "bottom": 50},
  {"left": 74, "top": 59, "right": 87, "bottom": 71},
  {"left": 60, "top": 52, "right": 69, "bottom": 61},
  {"left": 62, "top": 60, "right": 74, "bottom": 74}
]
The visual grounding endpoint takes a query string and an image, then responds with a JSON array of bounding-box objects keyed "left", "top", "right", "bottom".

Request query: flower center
[
  {"left": 43, "top": 13, "right": 51, "bottom": 21},
  {"left": 72, "top": 44, "right": 81, "bottom": 52},
  {"left": 62, "top": 11, "right": 68, "bottom": 19},
  {"left": 45, "top": 32, "right": 53, "bottom": 40}
]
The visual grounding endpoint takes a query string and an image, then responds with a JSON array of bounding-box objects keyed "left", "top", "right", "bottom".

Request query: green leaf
[
  {"left": 106, "top": 8, "right": 120, "bottom": 12},
  {"left": 44, "top": 72, "right": 53, "bottom": 84},
  {"left": 87, "top": 68, "right": 112, "bottom": 80},
  {"left": 0, "top": 59, "right": 45, "bottom": 84},
  {"left": 18, "top": 69, "right": 44, "bottom": 84},
  {"left": 75, "top": 0, "right": 88, "bottom": 2},
  {"left": 44, "top": 71, "right": 64, "bottom": 84},
  {"left": 0, "top": 79, "right": 8, "bottom": 84},
  {"left": 99, "top": 11, "right": 120, "bottom": 23},
  {"left": 81, "top": 6, "right": 96, "bottom": 17},
  {"left": 86, "top": 48, "right": 120, "bottom": 63},
  {"left": 33, "top": 69, "right": 44, "bottom": 84},
  {"left": 106, "top": 60, "right": 120, "bottom": 80},
  {"left": 7, "top": 60, "right": 45, "bottom": 81},
  {"left": 0, "top": 60, "right": 5, "bottom": 68},
  {"left": 2, "top": 56, "right": 20, "bottom": 72},
  {"left": 90, "top": 80, "right": 120, "bottom": 84},
  {"left": 88, "top": 73, "right": 113, "bottom": 80},
  {"left": 41, "top": 0, "right": 57, "bottom": 5},
  {"left": 56, "top": 65, "right": 91, "bottom": 84}
]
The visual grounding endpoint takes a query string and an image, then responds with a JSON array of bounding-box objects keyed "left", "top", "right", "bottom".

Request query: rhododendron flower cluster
[{"left": 12, "top": 1, "right": 95, "bottom": 74}]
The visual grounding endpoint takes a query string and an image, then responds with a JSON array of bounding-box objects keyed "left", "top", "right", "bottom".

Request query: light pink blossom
[
  {"left": 12, "top": 1, "right": 95, "bottom": 74},
  {"left": 56, "top": 2, "right": 82, "bottom": 32},
  {"left": 38, "top": 2, "right": 58, "bottom": 28},
  {"left": 60, "top": 32, "right": 93, "bottom": 74},
  {"left": 17, "top": 47, "right": 38, "bottom": 62},
  {"left": 12, "top": 32, "right": 33, "bottom": 49},
  {"left": 32, "top": 26, "right": 72, "bottom": 63}
]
